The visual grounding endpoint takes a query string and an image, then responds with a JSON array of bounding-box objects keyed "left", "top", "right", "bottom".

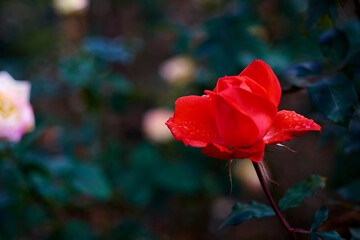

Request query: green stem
[{"left": 252, "top": 161, "right": 296, "bottom": 240}]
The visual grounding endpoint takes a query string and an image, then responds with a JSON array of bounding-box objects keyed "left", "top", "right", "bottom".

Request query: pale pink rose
[
  {"left": 142, "top": 108, "right": 174, "bottom": 143},
  {"left": 0, "top": 71, "right": 35, "bottom": 142}
]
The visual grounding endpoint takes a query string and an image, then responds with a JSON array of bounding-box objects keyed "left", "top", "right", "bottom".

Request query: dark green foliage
[
  {"left": 82, "top": 37, "right": 142, "bottom": 64},
  {"left": 306, "top": 0, "right": 339, "bottom": 28},
  {"left": 311, "top": 231, "right": 345, "bottom": 240},
  {"left": 1, "top": 0, "right": 360, "bottom": 238},
  {"left": 107, "top": 220, "right": 159, "bottom": 240},
  {"left": 59, "top": 53, "right": 101, "bottom": 88},
  {"left": 318, "top": 29, "right": 349, "bottom": 64},
  {"left": 338, "top": 178, "right": 360, "bottom": 202},
  {"left": 116, "top": 144, "right": 202, "bottom": 207},
  {"left": 72, "top": 163, "right": 112, "bottom": 200},
  {"left": 280, "top": 61, "right": 323, "bottom": 87},
  {"left": 311, "top": 205, "right": 329, "bottom": 230},
  {"left": 350, "top": 227, "right": 360, "bottom": 240},
  {"left": 279, "top": 175, "right": 326, "bottom": 211},
  {"left": 62, "top": 220, "right": 96, "bottom": 240},
  {"left": 220, "top": 201, "right": 275, "bottom": 228},
  {"left": 308, "top": 74, "right": 358, "bottom": 125},
  {"left": 344, "top": 51, "right": 360, "bottom": 94}
]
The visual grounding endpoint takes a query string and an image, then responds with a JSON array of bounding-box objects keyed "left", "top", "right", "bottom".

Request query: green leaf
[
  {"left": 107, "top": 74, "right": 133, "bottom": 94},
  {"left": 63, "top": 220, "right": 95, "bottom": 240},
  {"left": 58, "top": 54, "right": 100, "bottom": 88},
  {"left": 306, "top": 0, "right": 328, "bottom": 28},
  {"left": 73, "top": 164, "right": 112, "bottom": 200},
  {"left": 350, "top": 227, "right": 360, "bottom": 240},
  {"left": 338, "top": 179, "right": 360, "bottom": 202},
  {"left": 306, "top": 0, "right": 338, "bottom": 28},
  {"left": 120, "top": 170, "right": 154, "bottom": 207},
  {"left": 344, "top": 51, "right": 360, "bottom": 94},
  {"left": 327, "top": 0, "right": 339, "bottom": 24},
  {"left": 311, "top": 232, "right": 319, "bottom": 240},
  {"left": 279, "top": 175, "right": 326, "bottom": 211},
  {"left": 110, "top": 220, "right": 158, "bottom": 240},
  {"left": 311, "top": 231, "right": 345, "bottom": 240},
  {"left": 280, "top": 61, "right": 323, "bottom": 87},
  {"left": 129, "top": 144, "right": 161, "bottom": 169},
  {"left": 311, "top": 205, "right": 329, "bottom": 230},
  {"left": 220, "top": 201, "right": 275, "bottom": 228},
  {"left": 307, "top": 74, "right": 358, "bottom": 126},
  {"left": 318, "top": 29, "right": 349, "bottom": 64},
  {"left": 82, "top": 36, "right": 141, "bottom": 64},
  {"left": 154, "top": 163, "right": 200, "bottom": 194}
]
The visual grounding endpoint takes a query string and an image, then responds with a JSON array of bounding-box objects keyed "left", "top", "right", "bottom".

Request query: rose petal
[
  {"left": 213, "top": 76, "right": 242, "bottom": 93},
  {"left": 263, "top": 110, "right": 321, "bottom": 145},
  {"left": 216, "top": 87, "right": 278, "bottom": 138},
  {"left": 206, "top": 91, "right": 259, "bottom": 148},
  {"left": 202, "top": 140, "right": 265, "bottom": 162},
  {"left": 239, "top": 59, "right": 281, "bottom": 106},
  {"left": 213, "top": 76, "right": 268, "bottom": 97},
  {"left": 165, "top": 95, "right": 221, "bottom": 147},
  {"left": 0, "top": 71, "right": 31, "bottom": 102}
]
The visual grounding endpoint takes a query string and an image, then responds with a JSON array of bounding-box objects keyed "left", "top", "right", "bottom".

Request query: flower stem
[{"left": 252, "top": 161, "right": 296, "bottom": 240}]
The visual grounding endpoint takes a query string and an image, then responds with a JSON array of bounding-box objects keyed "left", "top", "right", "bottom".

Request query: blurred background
[{"left": 1, "top": 0, "right": 360, "bottom": 239}]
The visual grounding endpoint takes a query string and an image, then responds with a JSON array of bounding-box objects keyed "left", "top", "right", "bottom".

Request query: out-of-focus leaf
[
  {"left": 24, "top": 204, "right": 47, "bottom": 228},
  {"left": 73, "top": 164, "right": 112, "bottom": 200},
  {"left": 58, "top": 54, "right": 100, "bottom": 88},
  {"left": 318, "top": 29, "right": 349, "bottom": 64},
  {"left": 306, "top": 0, "right": 338, "bottom": 28},
  {"left": 327, "top": 0, "right": 338, "bottom": 23},
  {"left": 110, "top": 220, "right": 158, "bottom": 240},
  {"left": 311, "top": 231, "right": 345, "bottom": 240},
  {"left": 154, "top": 163, "right": 200, "bottom": 194},
  {"left": 107, "top": 74, "right": 133, "bottom": 94},
  {"left": 338, "top": 179, "right": 360, "bottom": 202},
  {"left": 350, "top": 227, "right": 360, "bottom": 240},
  {"left": 311, "top": 205, "right": 329, "bottom": 230},
  {"left": 344, "top": 51, "right": 360, "bottom": 93},
  {"left": 220, "top": 201, "right": 275, "bottom": 228},
  {"left": 27, "top": 156, "right": 72, "bottom": 203},
  {"left": 307, "top": 74, "right": 358, "bottom": 126},
  {"left": 280, "top": 61, "right": 323, "bottom": 87},
  {"left": 279, "top": 175, "right": 326, "bottom": 211},
  {"left": 63, "top": 220, "right": 95, "bottom": 240},
  {"left": 83, "top": 37, "right": 142, "bottom": 64},
  {"left": 120, "top": 171, "right": 154, "bottom": 207},
  {"left": 129, "top": 144, "right": 161, "bottom": 170},
  {"left": 30, "top": 172, "right": 70, "bottom": 203},
  {"left": 339, "top": 119, "right": 360, "bottom": 154}
]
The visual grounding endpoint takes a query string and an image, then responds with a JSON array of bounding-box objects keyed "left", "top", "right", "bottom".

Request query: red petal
[
  {"left": 239, "top": 59, "right": 281, "bottom": 106},
  {"left": 165, "top": 95, "right": 221, "bottom": 147},
  {"left": 201, "top": 143, "right": 233, "bottom": 160},
  {"left": 216, "top": 87, "right": 278, "bottom": 138},
  {"left": 213, "top": 76, "right": 268, "bottom": 99},
  {"left": 263, "top": 110, "right": 321, "bottom": 145},
  {"left": 206, "top": 91, "right": 259, "bottom": 148},
  {"left": 202, "top": 140, "right": 265, "bottom": 162}
]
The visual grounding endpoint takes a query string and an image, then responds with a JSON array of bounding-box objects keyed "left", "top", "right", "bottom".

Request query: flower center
[{"left": 0, "top": 93, "right": 16, "bottom": 119}]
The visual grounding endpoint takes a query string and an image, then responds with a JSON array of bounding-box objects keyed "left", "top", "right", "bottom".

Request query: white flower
[
  {"left": 53, "top": 0, "right": 89, "bottom": 15},
  {"left": 142, "top": 108, "right": 173, "bottom": 143},
  {"left": 0, "top": 71, "right": 35, "bottom": 142},
  {"left": 159, "top": 56, "right": 196, "bottom": 85}
]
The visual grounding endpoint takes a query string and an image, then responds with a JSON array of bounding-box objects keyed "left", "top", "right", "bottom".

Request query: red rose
[{"left": 166, "top": 60, "right": 321, "bottom": 162}]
